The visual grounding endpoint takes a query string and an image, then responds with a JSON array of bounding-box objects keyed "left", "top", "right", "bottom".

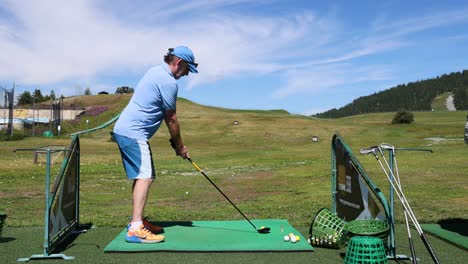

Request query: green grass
[
  {"left": 0, "top": 95, "right": 467, "bottom": 262},
  {"left": 0, "top": 97, "right": 467, "bottom": 228}
]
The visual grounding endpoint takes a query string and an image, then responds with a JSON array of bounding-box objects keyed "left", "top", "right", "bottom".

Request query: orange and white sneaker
[
  {"left": 126, "top": 224, "right": 165, "bottom": 243},
  {"left": 127, "top": 217, "right": 164, "bottom": 234},
  {"left": 143, "top": 218, "right": 164, "bottom": 234}
]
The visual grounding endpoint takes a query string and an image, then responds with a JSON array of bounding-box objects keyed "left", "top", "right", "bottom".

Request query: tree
[
  {"left": 453, "top": 86, "right": 468, "bottom": 110},
  {"left": 313, "top": 70, "right": 466, "bottom": 118},
  {"left": 50, "top": 90, "right": 56, "bottom": 100},
  {"left": 115, "top": 86, "right": 134, "bottom": 94},
  {"left": 33, "top": 89, "right": 44, "bottom": 102},
  {"left": 17, "top": 91, "right": 33, "bottom": 105},
  {"left": 392, "top": 109, "right": 414, "bottom": 124},
  {"left": 84, "top": 87, "right": 92, "bottom": 95}
]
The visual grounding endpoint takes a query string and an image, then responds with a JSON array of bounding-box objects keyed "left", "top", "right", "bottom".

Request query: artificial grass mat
[
  {"left": 421, "top": 223, "right": 468, "bottom": 250},
  {"left": 3, "top": 225, "right": 467, "bottom": 263},
  {"left": 104, "top": 219, "right": 313, "bottom": 252}
]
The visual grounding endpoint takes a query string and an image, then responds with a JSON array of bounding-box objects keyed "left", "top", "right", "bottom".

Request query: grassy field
[{"left": 0, "top": 95, "right": 467, "bottom": 262}]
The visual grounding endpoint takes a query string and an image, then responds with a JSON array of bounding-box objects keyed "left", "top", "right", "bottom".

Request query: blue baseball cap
[{"left": 170, "top": 46, "right": 198, "bottom": 73}]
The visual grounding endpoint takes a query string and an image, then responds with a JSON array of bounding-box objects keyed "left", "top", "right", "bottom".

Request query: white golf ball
[
  {"left": 185, "top": 191, "right": 189, "bottom": 195},
  {"left": 290, "top": 235, "right": 297, "bottom": 243},
  {"left": 283, "top": 235, "right": 290, "bottom": 242}
]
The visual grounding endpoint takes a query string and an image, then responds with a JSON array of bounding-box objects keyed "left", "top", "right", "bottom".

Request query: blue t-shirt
[{"left": 113, "top": 63, "right": 177, "bottom": 141}]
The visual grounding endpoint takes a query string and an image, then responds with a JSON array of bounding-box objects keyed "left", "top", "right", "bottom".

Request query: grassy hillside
[
  {"left": 431, "top": 92, "right": 452, "bottom": 111},
  {"left": 0, "top": 95, "right": 467, "bottom": 229},
  {"left": 60, "top": 94, "right": 131, "bottom": 135}
]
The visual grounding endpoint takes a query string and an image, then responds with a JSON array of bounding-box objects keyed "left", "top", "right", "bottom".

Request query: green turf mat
[
  {"left": 104, "top": 219, "right": 313, "bottom": 252},
  {"left": 421, "top": 224, "right": 468, "bottom": 250}
]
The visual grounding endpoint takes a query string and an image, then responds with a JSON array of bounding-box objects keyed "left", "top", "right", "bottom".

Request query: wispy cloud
[
  {"left": 272, "top": 7, "right": 468, "bottom": 99},
  {"left": 0, "top": 0, "right": 324, "bottom": 89},
  {"left": 0, "top": 0, "right": 467, "bottom": 102},
  {"left": 370, "top": 8, "right": 468, "bottom": 37},
  {"left": 272, "top": 63, "right": 395, "bottom": 98}
]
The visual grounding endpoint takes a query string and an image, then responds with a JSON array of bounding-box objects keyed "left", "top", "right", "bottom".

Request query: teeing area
[{"left": 1, "top": 116, "right": 466, "bottom": 263}]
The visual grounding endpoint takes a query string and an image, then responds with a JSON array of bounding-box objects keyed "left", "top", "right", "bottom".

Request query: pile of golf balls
[
  {"left": 283, "top": 233, "right": 300, "bottom": 243},
  {"left": 309, "top": 232, "right": 342, "bottom": 248}
]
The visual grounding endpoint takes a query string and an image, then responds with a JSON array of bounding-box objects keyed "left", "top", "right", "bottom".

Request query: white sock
[{"left": 130, "top": 221, "right": 143, "bottom": 230}]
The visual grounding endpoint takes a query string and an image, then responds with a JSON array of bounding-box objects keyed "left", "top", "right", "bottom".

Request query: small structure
[
  {"left": 312, "top": 136, "right": 319, "bottom": 142},
  {"left": 465, "top": 114, "right": 468, "bottom": 145},
  {"left": 233, "top": 121, "right": 239, "bottom": 125}
]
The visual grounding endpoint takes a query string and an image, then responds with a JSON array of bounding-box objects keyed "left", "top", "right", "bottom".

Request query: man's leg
[
  {"left": 126, "top": 178, "right": 164, "bottom": 243},
  {"left": 131, "top": 178, "right": 154, "bottom": 222}
]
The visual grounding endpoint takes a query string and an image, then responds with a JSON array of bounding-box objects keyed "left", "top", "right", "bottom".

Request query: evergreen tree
[
  {"left": 84, "top": 87, "right": 92, "bottom": 95},
  {"left": 314, "top": 70, "right": 468, "bottom": 118},
  {"left": 33, "top": 89, "right": 44, "bottom": 102},
  {"left": 17, "top": 91, "right": 33, "bottom": 105},
  {"left": 50, "top": 90, "right": 56, "bottom": 100},
  {"left": 453, "top": 86, "right": 468, "bottom": 110}
]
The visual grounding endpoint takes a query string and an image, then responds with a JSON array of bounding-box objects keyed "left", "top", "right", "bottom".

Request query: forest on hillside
[{"left": 314, "top": 70, "right": 468, "bottom": 118}]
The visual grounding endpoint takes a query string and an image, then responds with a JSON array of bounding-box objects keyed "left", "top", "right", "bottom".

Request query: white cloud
[
  {"left": 0, "top": 0, "right": 164, "bottom": 85},
  {"left": 272, "top": 63, "right": 394, "bottom": 98},
  {"left": 0, "top": 0, "right": 467, "bottom": 101},
  {"left": 270, "top": 7, "right": 468, "bottom": 99},
  {"left": 0, "top": 0, "right": 327, "bottom": 91}
]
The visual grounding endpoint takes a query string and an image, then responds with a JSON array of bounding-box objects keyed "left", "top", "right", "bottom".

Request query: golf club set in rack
[{"left": 360, "top": 143, "right": 440, "bottom": 264}]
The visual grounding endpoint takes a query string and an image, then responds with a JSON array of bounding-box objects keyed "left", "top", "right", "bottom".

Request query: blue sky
[{"left": 1, "top": 0, "right": 467, "bottom": 115}]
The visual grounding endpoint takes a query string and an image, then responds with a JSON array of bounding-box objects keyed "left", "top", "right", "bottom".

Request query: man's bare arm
[{"left": 164, "top": 110, "right": 189, "bottom": 158}]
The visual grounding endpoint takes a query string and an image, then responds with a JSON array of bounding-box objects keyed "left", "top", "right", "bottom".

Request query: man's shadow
[
  {"left": 0, "top": 237, "right": 16, "bottom": 243},
  {"left": 437, "top": 218, "right": 468, "bottom": 236}
]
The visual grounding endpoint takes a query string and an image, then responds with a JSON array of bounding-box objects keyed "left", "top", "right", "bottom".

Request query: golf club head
[
  {"left": 359, "top": 146, "right": 378, "bottom": 155},
  {"left": 258, "top": 227, "right": 271, "bottom": 234},
  {"left": 380, "top": 143, "right": 395, "bottom": 150}
]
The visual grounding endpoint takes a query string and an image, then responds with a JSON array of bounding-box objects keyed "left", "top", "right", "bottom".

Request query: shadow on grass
[
  {"left": 150, "top": 221, "right": 193, "bottom": 234},
  {"left": 437, "top": 218, "right": 468, "bottom": 237},
  {"left": 0, "top": 237, "right": 16, "bottom": 243},
  {"left": 153, "top": 221, "right": 194, "bottom": 228},
  {"left": 53, "top": 223, "right": 98, "bottom": 253}
]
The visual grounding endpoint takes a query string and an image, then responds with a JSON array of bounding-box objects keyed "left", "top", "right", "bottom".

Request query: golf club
[
  {"left": 169, "top": 139, "right": 270, "bottom": 234},
  {"left": 360, "top": 146, "right": 440, "bottom": 264},
  {"left": 380, "top": 143, "right": 417, "bottom": 264}
]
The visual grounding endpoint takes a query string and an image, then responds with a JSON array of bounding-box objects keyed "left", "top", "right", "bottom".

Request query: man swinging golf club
[{"left": 112, "top": 46, "right": 198, "bottom": 243}]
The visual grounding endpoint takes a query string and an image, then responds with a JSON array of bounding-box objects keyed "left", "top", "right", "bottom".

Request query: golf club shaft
[
  {"left": 187, "top": 158, "right": 260, "bottom": 231},
  {"left": 372, "top": 148, "right": 421, "bottom": 231},
  {"left": 372, "top": 149, "right": 439, "bottom": 263},
  {"left": 374, "top": 154, "right": 422, "bottom": 233},
  {"left": 405, "top": 211, "right": 417, "bottom": 264},
  {"left": 393, "top": 149, "right": 417, "bottom": 264}
]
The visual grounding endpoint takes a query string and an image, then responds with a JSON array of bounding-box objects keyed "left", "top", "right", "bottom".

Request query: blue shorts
[{"left": 111, "top": 132, "right": 155, "bottom": 179}]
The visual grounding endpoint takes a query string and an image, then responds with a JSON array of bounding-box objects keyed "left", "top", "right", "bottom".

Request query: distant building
[
  {"left": 115, "top": 86, "right": 134, "bottom": 94},
  {"left": 312, "top": 136, "right": 319, "bottom": 142},
  {"left": 465, "top": 114, "right": 468, "bottom": 144},
  {"left": 98, "top": 91, "right": 109, "bottom": 95}
]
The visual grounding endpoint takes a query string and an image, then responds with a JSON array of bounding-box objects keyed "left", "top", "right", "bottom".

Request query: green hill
[
  {"left": 0, "top": 94, "right": 467, "bottom": 229},
  {"left": 431, "top": 92, "right": 452, "bottom": 111},
  {"left": 314, "top": 70, "right": 468, "bottom": 118}
]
